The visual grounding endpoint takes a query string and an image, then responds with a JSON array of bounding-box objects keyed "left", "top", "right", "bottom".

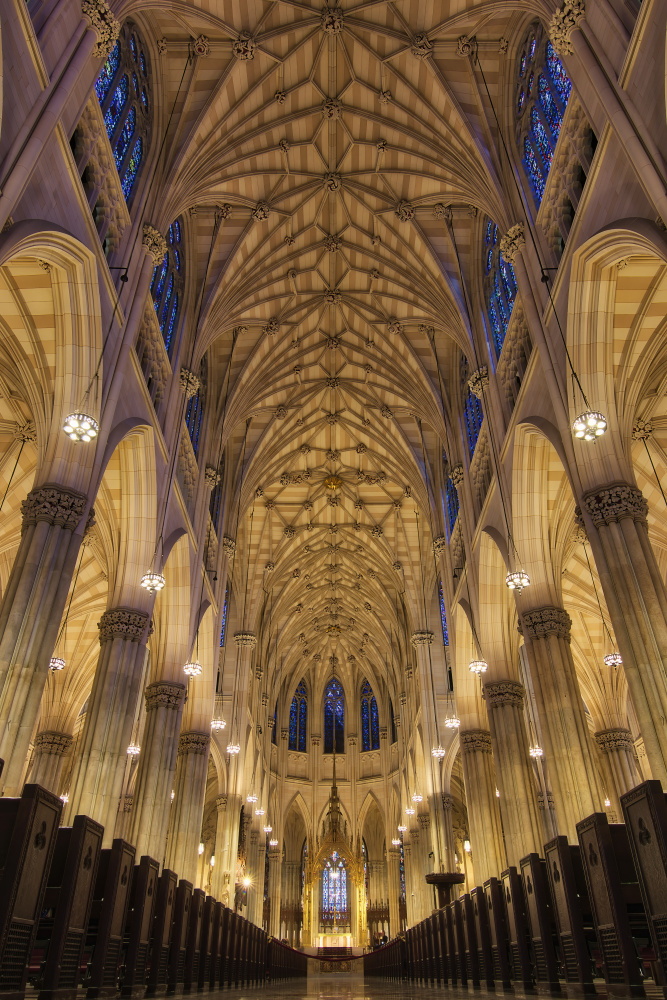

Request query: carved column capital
[
  {"left": 234, "top": 632, "right": 256, "bottom": 648},
  {"left": 81, "top": 0, "right": 120, "bottom": 58},
  {"left": 144, "top": 681, "right": 185, "bottom": 711},
  {"left": 216, "top": 794, "right": 228, "bottom": 812},
  {"left": 632, "top": 418, "right": 653, "bottom": 441},
  {"left": 483, "top": 681, "right": 525, "bottom": 709},
  {"left": 499, "top": 224, "right": 526, "bottom": 263},
  {"left": 205, "top": 465, "right": 220, "bottom": 489},
  {"left": 549, "top": 0, "right": 586, "bottom": 57},
  {"left": 222, "top": 536, "right": 236, "bottom": 557},
  {"left": 467, "top": 366, "right": 489, "bottom": 399},
  {"left": 411, "top": 630, "right": 434, "bottom": 646},
  {"left": 521, "top": 606, "right": 572, "bottom": 641},
  {"left": 179, "top": 368, "right": 200, "bottom": 399},
  {"left": 311, "top": 733, "right": 321, "bottom": 747},
  {"left": 178, "top": 731, "right": 210, "bottom": 756},
  {"left": 580, "top": 482, "right": 648, "bottom": 527},
  {"left": 460, "top": 728, "right": 493, "bottom": 754},
  {"left": 21, "top": 484, "right": 88, "bottom": 532},
  {"left": 98, "top": 607, "right": 150, "bottom": 644},
  {"left": 433, "top": 535, "right": 446, "bottom": 557},
  {"left": 141, "top": 224, "right": 167, "bottom": 265},
  {"left": 594, "top": 728, "right": 635, "bottom": 753},
  {"left": 33, "top": 731, "right": 73, "bottom": 756},
  {"left": 442, "top": 793, "right": 454, "bottom": 811},
  {"left": 450, "top": 463, "right": 464, "bottom": 489}
]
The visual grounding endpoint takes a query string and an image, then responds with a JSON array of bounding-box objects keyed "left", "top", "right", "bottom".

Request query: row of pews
[
  {"left": 0, "top": 782, "right": 307, "bottom": 999},
  {"left": 365, "top": 779, "right": 667, "bottom": 995}
]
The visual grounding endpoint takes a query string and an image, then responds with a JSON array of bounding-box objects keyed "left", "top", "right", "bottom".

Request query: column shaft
[
  {"left": 29, "top": 730, "right": 73, "bottom": 793},
  {"left": 595, "top": 728, "right": 642, "bottom": 815},
  {"left": 165, "top": 731, "right": 211, "bottom": 885},
  {"left": 459, "top": 729, "right": 506, "bottom": 884}
]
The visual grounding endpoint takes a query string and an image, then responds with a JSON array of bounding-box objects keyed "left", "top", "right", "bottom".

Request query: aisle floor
[{"left": 211, "top": 978, "right": 482, "bottom": 1000}]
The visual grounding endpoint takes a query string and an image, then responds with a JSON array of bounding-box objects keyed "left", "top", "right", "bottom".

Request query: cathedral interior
[{"left": 2, "top": 0, "right": 667, "bottom": 991}]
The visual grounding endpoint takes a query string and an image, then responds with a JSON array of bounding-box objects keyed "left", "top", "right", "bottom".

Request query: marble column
[
  {"left": 128, "top": 680, "right": 185, "bottom": 862},
  {"left": 268, "top": 845, "right": 282, "bottom": 938},
  {"left": 65, "top": 607, "right": 150, "bottom": 843},
  {"left": 29, "top": 730, "right": 73, "bottom": 793},
  {"left": 579, "top": 484, "right": 667, "bottom": 784},
  {"left": 520, "top": 606, "right": 603, "bottom": 840},
  {"left": 251, "top": 834, "right": 267, "bottom": 927},
  {"left": 595, "top": 728, "right": 642, "bottom": 814},
  {"left": 483, "top": 680, "right": 545, "bottom": 866},
  {"left": 459, "top": 729, "right": 506, "bottom": 884},
  {"left": 0, "top": 484, "right": 89, "bottom": 795},
  {"left": 212, "top": 792, "right": 242, "bottom": 909},
  {"left": 441, "top": 794, "right": 457, "bottom": 870},
  {"left": 165, "top": 731, "right": 211, "bottom": 885},
  {"left": 387, "top": 846, "right": 400, "bottom": 938}
]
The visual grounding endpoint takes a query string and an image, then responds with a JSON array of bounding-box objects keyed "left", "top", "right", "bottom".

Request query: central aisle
[{"left": 205, "top": 980, "right": 476, "bottom": 1000}]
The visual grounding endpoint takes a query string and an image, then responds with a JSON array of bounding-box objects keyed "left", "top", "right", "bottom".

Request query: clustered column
[
  {"left": 165, "top": 731, "right": 211, "bottom": 885},
  {"left": 459, "top": 729, "right": 505, "bottom": 884},
  {"left": 29, "top": 731, "right": 73, "bottom": 793},
  {"left": 595, "top": 728, "right": 642, "bottom": 815}
]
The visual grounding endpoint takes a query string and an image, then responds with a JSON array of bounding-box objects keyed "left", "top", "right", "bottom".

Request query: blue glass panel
[
  {"left": 494, "top": 272, "right": 508, "bottom": 328},
  {"left": 530, "top": 106, "right": 553, "bottom": 170},
  {"left": 114, "top": 105, "right": 135, "bottom": 169},
  {"left": 370, "top": 697, "right": 379, "bottom": 749},
  {"left": 361, "top": 698, "right": 370, "bottom": 752},
  {"left": 489, "top": 302, "right": 502, "bottom": 355},
  {"left": 121, "top": 137, "right": 142, "bottom": 199},
  {"left": 485, "top": 219, "right": 493, "bottom": 243},
  {"left": 130, "top": 34, "right": 138, "bottom": 61},
  {"left": 527, "top": 70, "right": 534, "bottom": 95},
  {"left": 464, "top": 389, "right": 483, "bottom": 457},
  {"left": 492, "top": 224, "right": 498, "bottom": 244},
  {"left": 165, "top": 294, "right": 178, "bottom": 353},
  {"left": 517, "top": 89, "right": 525, "bottom": 115},
  {"left": 335, "top": 700, "right": 344, "bottom": 754},
  {"left": 524, "top": 137, "right": 546, "bottom": 202},
  {"left": 174, "top": 249, "right": 181, "bottom": 271},
  {"left": 538, "top": 75, "right": 562, "bottom": 138},
  {"left": 298, "top": 698, "right": 307, "bottom": 752},
  {"left": 289, "top": 698, "right": 298, "bottom": 750},
  {"left": 140, "top": 52, "right": 147, "bottom": 74},
  {"left": 519, "top": 52, "right": 526, "bottom": 78},
  {"left": 174, "top": 219, "right": 181, "bottom": 242},
  {"left": 141, "top": 88, "right": 148, "bottom": 112},
  {"left": 104, "top": 75, "right": 128, "bottom": 138},
  {"left": 152, "top": 255, "right": 168, "bottom": 307},
  {"left": 399, "top": 839, "right": 405, "bottom": 899},
  {"left": 322, "top": 870, "right": 329, "bottom": 908},
  {"left": 546, "top": 41, "right": 572, "bottom": 105},
  {"left": 445, "top": 477, "right": 458, "bottom": 535},
  {"left": 95, "top": 41, "right": 120, "bottom": 104},
  {"left": 169, "top": 223, "right": 175, "bottom": 244},
  {"left": 439, "top": 580, "right": 449, "bottom": 646},
  {"left": 219, "top": 588, "right": 228, "bottom": 646},
  {"left": 324, "top": 702, "right": 334, "bottom": 753},
  {"left": 132, "top": 71, "right": 140, "bottom": 96},
  {"left": 486, "top": 247, "right": 493, "bottom": 272},
  {"left": 161, "top": 273, "right": 174, "bottom": 333},
  {"left": 529, "top": 36, "right": 536, "bottom": 59},
  {"left": 500, "top": 258, "right": 517, "bottom": 303}
]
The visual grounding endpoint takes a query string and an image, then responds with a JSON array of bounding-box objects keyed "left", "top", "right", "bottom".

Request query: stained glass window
[
  {"left": 524, "top": 137, "right": 546, "bottom": 202},
  {"left": 439, "top": 580, "right": 449, "bottom": 646},
  {"left": 538, "top": 76, "right": 562, "bottom": 138},
  {"left": 360, "top": 680, "right": 379, "bottom": 752},
  {"left": 531, "top": 107, "right": 553, "bottom": 170},
  {"left": 94, "top": 22, "right": 150, "bottom": 204},
  {"left": 399, "top": 836, "right": 406, "bottom": 901},
  {"left": 463, "top": 387, "right": 483, "bottom": 457},
  {"left": 186, "top": 386, "right": 204, "bottom": 456},
  {"left": 324, "top": 678, "right": 344, "bottom": 754},
  {"left": 289, "top": 680, "right": 307, "bottom": 752},
  {"left": 151, "top": 217, "right": 185, "bottom": 354},
  {"left": 546, "top": 40, "right": 572, "bottom": 104},
  {"left": 483, "top": 215, "right": 518, "bottom": 357},
  {"left": 219, "top": 587, "right": 228, "bottom": 647},
  {"left": 322, "top": 852, "right": 348, "bottom": 917},
  {"left": 209, "top": 453, "right": 225, "bottom": 529}
]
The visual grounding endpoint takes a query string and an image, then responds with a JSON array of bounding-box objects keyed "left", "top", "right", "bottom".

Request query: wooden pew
[
  {"left": 444, "top": 901, "right": 460, "bottom": 985},
  {"left": 34, "top": 814, "right": 103, "bottom": 1000},
  {"left": 483, "top": 876, "right": 513, "bottom": 992},
  {"left": 166, "top": 880, "right": 192, "bottom": 996},
  {"left": 86, "top": 839, "right": 136, "bottom": 999},
  {"left": 621, "top": 780, "right": 667, "bottom": 993},
  {"left": 471, "top": 884, "right": 495, "bottom": 990},
  {"left": 544, "top": 836, "right": 597, "bottom": 996},
  {"left": 576, "top": 812, "right": 648, "bottom": 998},
  {"left": 196, "top": 896, "right": 216, "bottom": 993},
  {"left": 205, "top": 902, "right": 224, "bottom": 991},
  {"left": 460, "top": 894, "right": 482, "bottom": 989},
  {"left": 452, "top": 897, "right": 469, "bottom": 987},
  {"left": 120, "top": 856, "right": 159, "bottom": 998},
  {"left": 501, "top": 865, "right": 536, "bottom": 993},
  {"left": 182, "top": 887, "right": 204, "bottom": 994},
  {"left": 0, "top": 785, "right": 62, "bottom": 1000},
  {"left": 520, "top": 853, "right": 562, "bottom": 994},
  {"left": 435, "top": 908, "right": 450, "bottom": 984},
  {"left": 145, "top": 869, "right": 177, "bottom": 997}
]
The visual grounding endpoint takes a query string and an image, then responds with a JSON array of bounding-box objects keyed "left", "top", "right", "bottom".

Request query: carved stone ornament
[
  {"left": 178, "top": 731, "right": 210, "bottom": 756},
  {"left": 144, "top": 681, "right": 185, "bottom": 711},
  {"left": 396, "top": 201, "right": 415, "bottom": 222},
  {"left": 442, "top": 793, "right": 453, "bottom": 811},
  {"left": 13, "top": 421, "right": 36, "bottom": 444},
  {"left": 222, "top": 535, "right": 236, "bottom": 557},
  {"left": 456, "top": 35, "right": 477, "bottom": 58},
  {"left": 263, "top": 318, "right": 279, "bottom": 336},
  {"left": 157, "top": 37, "right": 167, "bottom": 54},
  {"left": 450, "top": 463, "right": 464, "bottom": 489},
  {"left": 378, "top": 89, "right": 392, "bottom": 104},
  {"left": 387, "top": 319, "right": 403, "bottom": 336},
  {"left": 21, "top": 484, "right": 88, "bottom": 532},
  {"left": 632, "top": 418, "right": 653, "bottom": 441},
  {"left": 275, "top": 90, "right": 286, "bottom": 104},
  {"left": 433, "top": 535, "right": 446, "bottom": 557},
  {"left": 549, "top": 0, "right": 586, "bottom": 57},
  {"left": 521, "top": 605, "right": 572, "bottom": 641},
  {"left": 581, "top": 482, "right": 648, "bottom": 527},
  {"left": 216, "top": 203, "right": 232, "bottom": 222},
  {"left": 499, "top": 37, "right": 509, "bottom": 53},
  {"left": 468, "top": 366, "right": 489, "bottom": 399},
  {"left": 98, "top": 607, "right": 150, "bottom": 644},
  {"left": 141, "top": 224, "right": 167, "bottom": 266},
  {"left": 411, "top": 32, "right": 433, "bottom": 59},
  {"left": 499, "top": 223, "right": 526, "bottom": 263},
  {"left": 193, "top": 34, "right": 210, "bottom": 56},
  {"left": 81, "top": 0, "right": 120, "bottom": 59},
  {"left": 216, "top": 794, "right": 228, "bottom": 811},
  {"left": 411, "top": 630, "right": 434, "bottom": 646},
  {"left": 483, "top": 680, "right": 525, "bottom": 709},
  {"left": 34, "top": 731, "right": 73, "bottom": 756},
  {"left": 594, "top": 728, "right": 635, "bottom": 753},
  {"left": 234, "top": 632, "right": 257, "bottom": 648},
  {"left": 460, "top": 729, "right": 493, "bottom": 754},
  {"left": 205, "top": 465, "right": 221, "bottom": 488},
  {"left": 179, "top": 368, "right": 200, "bottom": 399},
  {"left": 323, "top": 234, "right": 342, "bottom": 252},
  {"left": 253, "top": 201, "right": 270, "bottom": 222},
  {"left": 321, "top": 5, "right": 344, "bottom": 33},
  {"left": 323, "top": 172, "right": 342, "bottom": 191},
  {"left": 232, "top": 32, "right": 255, "bottom": 60},
  {"left": 322, "top": 99, "right": 342, "bottom": 119},
  {"left": 433, "top": 203, "right": 452, "bottom": 222}
]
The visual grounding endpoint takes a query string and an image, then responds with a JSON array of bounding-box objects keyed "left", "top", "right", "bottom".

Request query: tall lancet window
[
  {"left": 150, "top": 218, "right": 185, "bottom": 355},
  {"left": 289, "top": 680, "right": 308, "bottom": 752},
  {"left": 360, "top": 680, "right": 380, "bottom": 751},
  {"left": 94, "top": 23, "right": 151, "bottom": 202},
  {"left": 439, "top": 580, "right": 449, "bottom": 646},
  {"left": 185, "top": 357, "right": 207, "bottom": 457},
  {"left": 483, "top": 218, "right": 517, "bottom": 357},
  {"left": 515, "top": 24, "right": 572, "bottom": 205},
  {"left": 322, "top": 851, "right": 348, "bottom": 920},
  {"left": 324, "top": 678, "right": 345, "bottom": 754}
]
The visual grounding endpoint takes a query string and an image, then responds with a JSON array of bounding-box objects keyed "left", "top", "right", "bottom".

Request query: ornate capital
[
  {"left": 521, "top": 606, "right": 572, "bottom": 641},
  {"left": 216, "top": 794, "right": 228, "bottom": 812},
  {"left": 418, "top": 813, "right": 431, "bottom": 830},
  {"left": 460, "top": 729, "right": 493, "bottom": 754},
  {"left": 193, "top": 34, "right": 210, "bottom": 56},
  {"left": 395, "top": 201, "right": 415, "bottom": 222},
  {"left": 81, "top": 0, "right": 120, "bottom": 58},
  {"left": 499, "top": 224, "right": 526, "bottom": 263},
  {"left": 98, "top": 607, "right": 150, "bottom": 644},
  {"left": 468, "top": 366, "right": 489, "bottom": 399},
  {"left": 442, "top": 793, "right": 453, "bottom": 811},
  {"left": 581, "top": 482, "right": 648, "bottom": 527},
  {"left": 144, "top": 681, "right": 185, "bottom": 711},
  {"left": 141, "top": 224, "right": 167, "bottom": 266},
  {"left": 411, "top": 33, "right": 433, "bottom": 59},
  {"left": 179, "top": 368, "right": 200, "bottom": 399},
  {"left": 222, "top": 535, "right": 236, "bottom": 557},
  {"left": 594, "top": 728, "right": 635, "bottom": 753},
  {"left": 347, "top": 733, "right": 358, "bottom": 747},
  {"left": 281, "top": 728, "right": 290, "bottom": 741},
  {"left": 178, "top": 731, "right": 210, "bottom": 756},
  {"left": 380, "top": 727, "right": 388, "bottom": 741},
  {"left": 234, "top": 632, "right": 256, "bottom": 648},
  {"left": 549, "top": 0, "right": 586, "bottom": 57},
  {"left": 411, "top": 630, "right": 434, "bottom": 647},
  {"left": 21, "top": 484, "right": 88, "bottom": 532},
  {"left": 483, "top": 680, "right": 525, "bottom": 709},
  {"left": 33, "top": 731, "right": 73, "bottom": 756},
  {"left": 205, "top": 465, "right": 220, "bottom": 489},
  {"left": 450, "top": 463, "right": 464, "bottom": 489},
  {"left": 433, "top": 535, "right": 446, "bottom": 557}
]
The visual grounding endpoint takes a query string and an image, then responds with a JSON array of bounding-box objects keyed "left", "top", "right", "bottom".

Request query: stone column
[
  {"left": 578, "top": 484, "right": 667, "bottom": 784},
  {"left": 441, "top": 794, "right": 457, "bottom": 870},
  {"left": 29, "top": 730, "right": 73, "bottom": 793},
  {"left": 483, "top": 680, "right": 545, "bottom": 866},
  {"left": 520, "top": 606, "right": 603, "bottom": 840},
  {"left": 403, "top": 836, "right": 418, "bottom": 926},
  {"left": 211, "top": 795, "right": 229, "bottom": 902},
  {"left": 459, "top": 729, "right": 506, "bottom": 884},
  {"left": 65, "top": 607, "right": 150, "bottom": 843},
  {"left": 128, "top": 680, "right": 185, "bottom": 862},
  {"left": 387, "top": 846, "right": 400, "bottom": 938},
  {"left": 268, "top": 845, "right": 282, "bottom": 938},
  {"left": 165, "top": 731, "right": 211, "bottom": 885},
  {"left": 0, "top": 484, "right": 89, "bottom": 795},
  {"left": 252, "top": 834, "right": 267, "bottom": 927},
  {"left": 595, "top": 728, "right": 642, "bottom": 814}
]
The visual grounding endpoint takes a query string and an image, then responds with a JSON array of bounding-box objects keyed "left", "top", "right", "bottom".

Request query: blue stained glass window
[
  {"left": 161, "top": 273, "right": 174, "bottom": 331},
  {"left": 324, "top": 678, "right": 344, "bottom": 754},
  {"left": 174, "top": 220, "right": 181, "bottom": 242},
  {"left": 219, "top": 587, "right": 228, "bottom": 646},
  {"left": 546, "top": 41, "right": 572, "bottom": 105},
  {"left": 445, "top": 477, "right": 458, "bottom": 534},
  {"left": 361, "top": 680, "right": 379, "bottom": 751},
  {"left": 492, "top": 224, "right": 498, "bottom": 244},
  {"left": 104, "top": 75, "right": 128, "bottom": 136},
  {"left": 132, "top": 71, "right": 140, "bottom": 96},
  {"left": 464, "top": 387, "right": 483, "bottom": 457},
  {"left": 140, "top": 52, "right": 147, "bottom": 74},
  {"left": 485, "top": 219, "right": 493, "bottom": 243},
  {"left": 114, "top": 105, "right": 135, "bottom": 169},
  {"left": 185, "top": 389, "right": 203, "bottom": 455},
  {"left": 527, "top": 70, "right": 534, "bottom": 95},
  {"left": 299, "top": 698, "right": 307, "bottom": 751},
  {"left": 486, "top": 247, "right": 493, "bottom": 272},
  {"left": 152, "top": 257, "right": 168, "bottom": 306},
  {"left": 209, "top": 453, "right": 224, "bottom": 527},
  {"left": 399, "top": 837, "right": 406, "bottom": 900},
  {"left": 531, "top": 106, "right": 553, "bottom": 170},
  {"left": 289, "top": 680, "right": 307, "bottom": 752},
  {"left": 483, "top": 216, "right": 517, "bottom": 356},
  {"left": 322, "top": 854, "right": 347, "bottom": 916},
  {"left": 524, "top": 137, "right": 546, "bottom": 202},
  {"left": 361, "top": 699, "right": 369, "bottom": 749},
  {"left": 153, "top": 218, "right": 184, "bottom": 353},
  {"left": 130, "top": 34, "right": 138, "bottom": 61},
  {"left": 494, "top": 272, "right": 508, "bottom": 327},
  {"left": 370, "top": 698, "right": 379, "bottom": 748},
  {"left": 121, "top": 137, "right": 142, "bottom": 198},
  {"left": 141, "top": 88, "right": 148, "bottom": 112},
  {"left": 289, "top": 699, "right": 298, "bottom": 747},
  {"left": 529, "top": 36, "right": 537, "bottom": 59},
  {"left": 501, "top": 259, "right": 517, "bottom": 302},
  {"left": 519, "top": 52, "right": 526, "bottom": 77},
  {"left": 439, "top": 580, "right": 449, "bottom": 646},
  {"left": 538, "top": 75, "right": 561, "bottom": 138},
  {"left": 95, "top": 41, "right": 120, "bottom": 103},
  {"left": 166, "top": 295, "right": 178, "bottom": 353},
  {"left": 174, "top": 249, "right": 181, "bottom": 270},
  {"left": 517, "top": 89, "right": 525, "bottom": 115}
]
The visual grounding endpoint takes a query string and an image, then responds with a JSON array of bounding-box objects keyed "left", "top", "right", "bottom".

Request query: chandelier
[
  {"left": 49, "top": 656, "right": 66, "bottom": 672},
  {"left": 247, "top": 793, "right": 258, "bottom": 803},
  {"left": 63, "top": 412, "right": 99, "bottom": 443},
  {"left": 411, "top": 793, "right": 422, "bottom": 803},
  {"left": 227, "top": 742, "right": 240, "bottom": 755},
  {"left": 183, "top": 660, "right": 202, "bottom": 677},
  {"left": 506, "top": 570, "right": 530, "bottom": 592},
  {"left": 405, "top": 806, "right": 415, "bottom": 816},
  {"left": 529, "top": 744, "right": 543, "bottom": 758},
  {"left": 604, "top": 651, "right": 622, "bottom": 668},
  {"left": 431, "top": 744, "right": 446, "bottom": 758},
  {"left": 140, "top": 572, "right": 165, "bottom": 594},
  {"left": 391, "top": 838, "right": 401, "bottom": 846},
  {"left": 127, "top": 743, "right": 140, "bottom": 755},
  {"left": 211, "top": 718, "right": 226, "bottom": 731},
  {"left": 573, "top": 411, "right": 607, "bottom": 441},
  {"left": 269, "top": 838, "right": 279, "bottom": 847},
  {"left": 444, "top": 712, "right": 461, "bottom": 729},
  {"left": 263, "top": 825, "right": 272, "bottom": 833},
  {"left": 397, "top": 824, "right": 407, "bottom": 833},
  {"left": 468, "top": 659, "right": 488, "bottom": 675}
]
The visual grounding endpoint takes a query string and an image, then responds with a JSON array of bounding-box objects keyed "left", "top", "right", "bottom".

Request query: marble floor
[{"left": 210, "top": 978, "right": 477, "bottom": 1000}]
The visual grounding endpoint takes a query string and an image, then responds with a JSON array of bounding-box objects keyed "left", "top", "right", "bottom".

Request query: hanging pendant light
[
  {"left": 604, "top": 651, "right": 622, "bottom": 668},
  {"left": 506, "top": 569, "right": 530, "bottom": 592},
  {"left": 247, "top": 792, "right": 258, "bottom": 803},
  {"left": 183, "top": 659, "right": 202, "bottom": 677},
  {"left": 49, "top": 656, "right": 66, "bottom": 671},
  {"left": 226, "top": 742, "right": 240, "bottom": 755},
  {"left": 255, "top": 806, "right": 265, "bottom": 816},
  {"left": 411, "top": 792, "right": 422, "bottom": 803},
  {"left": 529, "top": 744, "right": 543, "bottom": 758},
  {"left": 263, "top": 824, "right": 272, "bottom": 833},
  {"left": 60, "top": 792, "right": 69, "bottom": 804},
  {"left": 405, "top": 806, "right": 415, "bottom": 816},
  {"left": 573, "top": 411, "right": 607, "bottom": 441},
  {"left": 127, "top": 743, "right": 140, "bottom": 756},
  {"left": 269, "top": 838, "right": 279, "bottom": 847},
  {"left": 140, "top": 571, "right": 166, "bottom": 594},
  {"left": 211, "top": 717, "right": 226, "bottom": 731},
  {"left": 431, "top": 744, "right": 446, "bottom": 758},
  {"left": 444, "top": 711, "right": 461, "bottom": 729},
  {"left": 63, "top": 412, "right": 99, "bottom": 443},
  {"left": 391, "top": 837, "right": 401, "bottom": 846},
  {"left": 468, "top": 658, "right": 488, "bottom": 675}
]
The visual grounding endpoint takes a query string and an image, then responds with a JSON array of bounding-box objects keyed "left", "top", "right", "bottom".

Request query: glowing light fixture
[
  {"left": 198, "top": 843, "right": 204, "bottom": 856},
  {"left": 210, "top": 855, "right": 215, "bottom": 866},
  {"left": 183, "top": 660, "right": 202, "bottom": 677},
  {"left": 397, "top": 825, "right": 407, "bottom": 833},
  {"left": 140, "top": 572, "right": 165, "bottom": 594},
  {"left": 127, "top": 743, "right": 140, "bottom": 756},
  {"left": 431, "top": 744, "right": 446, "bottom": 758},
  {"left": 412, "top": 793, "right": 422, "bottom": 803},
  {"left": 604, "top": 651, "right": 622, "bottom": 668},
  {"left": 269, "top": 838, "right": 278, "bottom": 847},
  {"left": 573, "top": 411, "right": 607, "bottom": 441},
  {"left": 464, "top": 840, "right": 471, "bottom": 853},
  {"left": 506, "top": 570, "right": 530, "bottom": 592},
  {"left": 243, "top": 876, "right": 251, "bottom": 888},
  {"left": 405, "top": 806, "right": 416, "bottom": 816},
  {"left": 227, "top": 742, "right": 240, "bottom": 755},
  {"left": 63, "top": 412, "right": 99, "bottom": 443},
  {"left": 604, "top": 798, "right": 611, "bottom": 808},
  {"left": 529, "top": 744, "right": 543, "bottom": 759},
  {"left": 263, "top": 825, "right": 272, "bottom": 834},
  {"left": 49, "top": 656, "right": 66, "bottom": 672},
  {"left": 468, "top": 659, "right": 488, "bottom": 675},
  {"left": 247, "top": 793, "right": 258, "bottom": 803},
  {"left": 444, "top": 712, "right": 461, "bottom": 729},
  {"left": 60, "top": 793, "right": 69, "bottom": 804},
  {"left": 211, "top": 718, "right": 226, "bottom": 731},
  {"left": 255, "top": 807, "right": 265, "bottom": 816}
]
